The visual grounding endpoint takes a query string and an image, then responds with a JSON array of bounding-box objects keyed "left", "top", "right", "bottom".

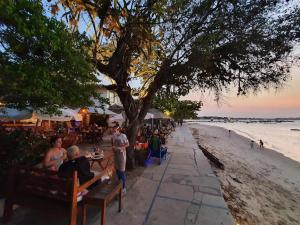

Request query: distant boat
[{"left": 290, "top": 129, "right": 300, "bottom": 131}]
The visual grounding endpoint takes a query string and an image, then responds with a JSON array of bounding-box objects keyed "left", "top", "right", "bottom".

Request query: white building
[{"left": 96, "top": 86, "right": 122, "bottom": 106}]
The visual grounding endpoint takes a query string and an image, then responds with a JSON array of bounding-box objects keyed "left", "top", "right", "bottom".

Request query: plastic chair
[{"left": 147, "top": 146, "right": 168, "bottom": 165}]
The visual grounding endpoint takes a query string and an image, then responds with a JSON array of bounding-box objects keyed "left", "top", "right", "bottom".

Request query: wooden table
[
  {"left": 89, "top": 154, "right": 114, "bottom": 171},
  {"left": 81, "top": 177, "right": 122, "bottom": 225}
]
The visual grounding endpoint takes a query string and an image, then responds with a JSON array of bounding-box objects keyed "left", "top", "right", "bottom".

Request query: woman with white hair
[{"left": 58, "top": 145, "right": 94, "bottom": 185}]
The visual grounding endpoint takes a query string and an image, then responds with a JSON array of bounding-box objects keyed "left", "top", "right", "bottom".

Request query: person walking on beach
[
  {"left": 228, "top": 129, "right": 231, "bottom": 137},
  {"left": 259, "top": 139, "right": 264, "bottom": 149}
]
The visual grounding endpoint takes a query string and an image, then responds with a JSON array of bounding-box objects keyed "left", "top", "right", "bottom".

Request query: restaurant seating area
[{"left": 0, "top": 106, "right": 177, "bottom": 225}]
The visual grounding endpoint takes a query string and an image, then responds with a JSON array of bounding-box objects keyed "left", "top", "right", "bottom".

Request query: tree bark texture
[{"left": 95, "top": 26, "right": 170, "bottom": 169}]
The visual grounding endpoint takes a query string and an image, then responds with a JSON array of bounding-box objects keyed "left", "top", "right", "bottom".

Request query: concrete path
[
  {"left": 0, "top": 125, "right": 235, "bottom": 225},
  {"left": 105, "top": 125, "right": 235, "bottom": 225}
]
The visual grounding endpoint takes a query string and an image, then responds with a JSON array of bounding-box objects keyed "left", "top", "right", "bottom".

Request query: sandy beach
[{"left": 188, "top": 123, "right": 300, "bottom": 225}]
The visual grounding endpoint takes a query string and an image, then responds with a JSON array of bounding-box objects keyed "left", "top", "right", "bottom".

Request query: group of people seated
[
  {"left": 42, "top": 125, "right": 129, "bottom": 193},
  {"left": 136, "top": 127, "right": 169, "bottom": 160},
  {"left": 43, "top": 136, "right": 95, "bottom": 187},
  {"left": 148, "top": 129, "right": 168, "bottom": 159},
  {"left": 42, "top": 123, "right": 173, "bottom": 192}
]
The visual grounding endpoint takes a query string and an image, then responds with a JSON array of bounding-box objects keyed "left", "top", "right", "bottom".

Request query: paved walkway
[
  {"left": 0, "top": 125, "right": 235, "bottom": 225},
  {"left": 105, "top": 125, "right": 235, "bottom": 225}
]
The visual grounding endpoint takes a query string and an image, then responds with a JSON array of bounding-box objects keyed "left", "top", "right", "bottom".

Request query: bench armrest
[{"left": 78, "top": 170, "right": 105, "bottom": 192}]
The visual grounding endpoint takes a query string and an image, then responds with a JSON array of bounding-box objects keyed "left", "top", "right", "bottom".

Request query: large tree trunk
[
  {"left": 97, "top": 32, "right": 168, "bottom": 170},
  {"left": 115, "top": 87, "right": 139, "bottom": 170},
  {"left": 125, "top": 118, "right": 140, "bottom": 170}
]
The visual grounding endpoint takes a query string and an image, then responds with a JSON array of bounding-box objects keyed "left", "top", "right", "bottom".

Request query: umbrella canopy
[
  {"left": 148, "top": 108, "right": 168, "bottom": 119},
  {"left": 0, "top": 108, "right": 33, "bottom": 121},
  {"left": 84, "top": 107, "right": 117, "bottom": 115},
  {"left": 144, "top": 112, "right": 154, "bottom": 119},
  {"left": 0, "top": 107, "right": 82, "bottom": 122},
  {"left": 113, "top": 112, "right": 153, "bottom": 121},
  {"left": 108, "top": 104, "right": 124, "bottom": 114},
  {"left": 109, "top": 113, "right": 125, "bottom": 125},
  {"left": 37, "top": 108, "right": 82, "bottom": 121},
  {"left": 111, "top": 113, "right": 124, "bottom": 121}
]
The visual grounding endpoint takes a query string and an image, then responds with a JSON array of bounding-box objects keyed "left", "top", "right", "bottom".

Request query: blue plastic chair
[{"left": 147, "top": 146, "right": 168, "bottom": 165}]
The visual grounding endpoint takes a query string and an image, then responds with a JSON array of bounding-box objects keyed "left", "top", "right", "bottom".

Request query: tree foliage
[
  {"left": 153, "top": 92, "right": 202, "bottom": 120},
  {"left": 48, "top": 0, "right": 299, "bottom": 168},
  {"left": 0, "top": 0, "right": 105, "bottom": 114},
  {"left": 0, "top": 128, "right": 50, "bottom": 180},
  {"left": 50, "top": 0, "right": 300, "bottom": 115}
]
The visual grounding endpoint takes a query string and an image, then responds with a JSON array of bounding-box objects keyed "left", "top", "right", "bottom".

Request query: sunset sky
[
  {"left": 184, "top": 66, "right": 300, "bottom": 118},
  {"left": 42, "top": 1, "right": 300, "bottom": 118}
]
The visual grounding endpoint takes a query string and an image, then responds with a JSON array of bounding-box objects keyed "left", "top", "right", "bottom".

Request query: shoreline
[
  {"left": 188, "top": 121, "right": 300, "bottom": 163},
  {"left": 188, "top": 123, "right": 300, "bottom": 225}
]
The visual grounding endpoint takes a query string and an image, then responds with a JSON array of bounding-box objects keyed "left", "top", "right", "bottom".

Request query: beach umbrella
[
  {"left": 109, "top": 113, "right": 125, "bottom": 126},
  {"left": 148, "top": 108, "right": 168, "bottom": 119},
  {"left": 84, "top": 107, "right": 117, "bottom": 115},
  {"left": 116, "top": 112, "right": 154, "bottom": 120},
  {"left": 37, "top": 108, "right": 82, "bottom": 121},
  {"left": 111, "top": 113, "right": 124, "bottom": 121},
  {"left": 0, "top": 107, "right": 82, "bottom": 122},
  {"left": 108, "top": 104, "right": 124, "bottom": 114},
  {"left": 0, "top": 107, "right": 34, "bottom": 121},
  {"left": 144, "top": 112, "right": 154, "bottom": 120}
]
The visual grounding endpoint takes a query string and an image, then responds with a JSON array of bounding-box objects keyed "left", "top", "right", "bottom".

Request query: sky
[
  {"left": 41, "top": 1, "right": 300, "bottom": 118},
  {"left": 183, "top": 66, "right": 300, "bottom": 118}
]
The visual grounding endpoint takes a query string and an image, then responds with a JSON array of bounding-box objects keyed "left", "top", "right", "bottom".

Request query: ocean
[{"left": 188, "top": 120, "right": 300, "bottom": 163}]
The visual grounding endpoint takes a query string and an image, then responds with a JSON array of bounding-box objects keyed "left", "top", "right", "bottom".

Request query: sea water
[{"left": 192, "top": 120, "right": 300, "bottom": 163}]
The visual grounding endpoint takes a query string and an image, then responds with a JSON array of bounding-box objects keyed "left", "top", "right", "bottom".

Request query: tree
[
  {"left": 0, "top": 0, "right": 105, "bottom": 114},
  {"left": 49, "top": 0, "right": 299, "bottom": 168},
  {"left": 153, "top": 91, "right": 202, "bottom": 120}
]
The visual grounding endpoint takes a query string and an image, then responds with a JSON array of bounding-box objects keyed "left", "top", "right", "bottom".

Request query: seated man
[
  {"left": 58, "top": 145, "right": 94, "bottom": 186},
  {"left": 149, "top": 130, "right": 161, "bottom": 151},
  {"left": 149, "top": 130, "right": 167, "bottom": 158}
]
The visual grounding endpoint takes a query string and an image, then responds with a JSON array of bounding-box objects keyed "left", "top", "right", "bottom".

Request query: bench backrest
[
  {"left": 4, "top": 166, "right": 105, "bottom": 225},
  {"left": 8, "top": 166, "right": 77, "bottom": 202}
]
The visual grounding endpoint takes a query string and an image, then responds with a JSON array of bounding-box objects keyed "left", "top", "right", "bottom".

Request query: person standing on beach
[
  {"left": 180, "top": 118, "right": 183, "bottom": 126},
  {"left": 111, "top": 125, "right": 129, "bottom": 194},
  {"left": 228, "top": 129, "right": 231, "bottom": 137},
  {"left": 259, "top": 139, "right": 264, "bottom": 149},
  {"left": 250, "top": 140, "right": 254, "bottom": 149}
]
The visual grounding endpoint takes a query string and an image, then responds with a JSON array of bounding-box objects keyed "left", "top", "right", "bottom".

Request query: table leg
[
  {"left": 90, "top": 161, "right": 95, "bottom": 169},
  {"left": 101, "top": 201, "right": 106, "bottom": 225},
  {"left": 81, "top": 204, "right": 87, "bottom": 225},
  {"left": 118, "top": 188, "right": 122, "bottom": 212},
  {"left": 97, "top": 158, "right": 111, "bottom": 170}
]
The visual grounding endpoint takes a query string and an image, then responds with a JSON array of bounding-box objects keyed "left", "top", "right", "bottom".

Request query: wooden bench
[
  {"left": 81, "top": 178, "right": 123, "bottom": 225},
  {"left": 2, "top": 166, "right": 104, "bottom": 225}
]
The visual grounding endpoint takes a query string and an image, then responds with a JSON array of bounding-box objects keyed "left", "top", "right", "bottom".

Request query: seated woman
[{"left": 43, "top": 136, "right": 67, "bottom": 171}]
